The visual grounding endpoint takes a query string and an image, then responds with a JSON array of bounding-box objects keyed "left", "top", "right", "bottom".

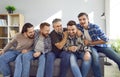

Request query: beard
[
  {"left": 27, "top": 34, "right": 34, "bottom": 39},
  {"left": 42, "top": 33, "right": 49, "bottom": 38}
]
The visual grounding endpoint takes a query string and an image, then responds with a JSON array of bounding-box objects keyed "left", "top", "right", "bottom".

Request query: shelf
[
  {"left": 0, "top": 26, "right": 8, "bottom": 27},
  {"left": 9, "top": 25, "right": 19, "bottom": 27},
  {"left": 0, "top": 37, "right": 8, "bottom": 39},
  {"left": 0, "top": 14, "right": 24, "bottom": 49}
]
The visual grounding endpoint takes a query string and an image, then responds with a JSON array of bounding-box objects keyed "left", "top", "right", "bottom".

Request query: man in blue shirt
[{"left": 77, "top": 12, "right": 120, "bottom": 77}]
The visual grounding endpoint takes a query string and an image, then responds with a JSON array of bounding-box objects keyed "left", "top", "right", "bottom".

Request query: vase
[{"left": 8, "top": 10, "right": 13, "bottom": 14}]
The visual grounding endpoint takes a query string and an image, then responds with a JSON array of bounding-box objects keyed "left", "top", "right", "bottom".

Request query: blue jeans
[
  {"left": 91, "top": 47, "right": 102, "bottom": 77},
  {"left": 14, "top": 50, "right": 34, "bottom": 77},
  {"left": 93, "top": 46, "right": 120, "bottom": 69},
  {"left": 36, "top": 54, "right": 46, "bottom": 77},
  {"left": 0, "top": 49, "right": 20, "bottom": 76},
  {"left": 14, "top": 50, "right": 46, "bottom": 77},
  {"left": 70, "top": 52, "right": 91, "bottom": 77},
  {"left": 45, "top": 51, "right": 71, "bottom": 77}
]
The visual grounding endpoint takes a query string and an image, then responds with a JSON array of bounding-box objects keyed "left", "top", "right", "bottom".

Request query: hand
[
  {"left": 77, "top": 30, "right": 82, "bottom": 37},
  {"left": 63, "top": 31, "right": 68, "bottom": 38},
  {"left": 68, "top": 46, "right": 78, "bottom": 52},
  {"left": 22, "top": 49, "right": 28, "bottom": 54},
  {"left": 0, "top": 50, "right": 4, "bottom": 55},
  {"left": 83, "top": 51, "right": 91, "bottom": 61},
  {"left": 33, "top": 52, "right": 41, "bottom": 58},
  {"left": 84, "top": 39, "right": 90, "bottom": 45}
]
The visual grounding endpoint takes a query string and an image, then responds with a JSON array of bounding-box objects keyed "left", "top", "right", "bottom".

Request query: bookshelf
[{"left": 0, "top": 14, "right": 24, "bottom": 50}]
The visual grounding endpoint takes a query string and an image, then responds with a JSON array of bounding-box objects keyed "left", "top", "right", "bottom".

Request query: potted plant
[
  {"left": 111, "top": 39, "right": 120, "bottom": 54},
  {"left": 5, "top": 5, "right": 16, "bottom": 13}
]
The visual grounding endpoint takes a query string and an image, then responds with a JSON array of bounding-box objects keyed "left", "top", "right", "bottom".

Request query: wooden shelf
[{"left": 0, "top": 14, "right": 24, "bottom": 49}]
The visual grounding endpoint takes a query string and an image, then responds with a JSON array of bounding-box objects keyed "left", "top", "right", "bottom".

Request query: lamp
[{"left": 101, "top": 12, "right": 106, "bottom": 19}]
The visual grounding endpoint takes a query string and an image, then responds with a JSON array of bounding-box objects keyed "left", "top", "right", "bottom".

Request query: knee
[
  {"left": 91, "top": 51, "right": 99, "bottom": 61},
  {"left": 61, "top": 51, "right": 71, "bottom": 59},
  {"left": 46, "top": 52, "right": 54, "bottom": 59},
  {"left": 83, "top": 52, "right": 91, "bottom": 61},
  {"left": 22, "top": 53, "right": 33, "bottom": 61},
  {"left": 39, "top": 54, "right": 45, "bottom": 61},
  {"left": 70, "top": 54, "right": 77, "bottom": 67}
]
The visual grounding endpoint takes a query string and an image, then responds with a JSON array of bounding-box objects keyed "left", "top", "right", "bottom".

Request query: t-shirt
[
  {"left": 50, "top": 30, "right": 63, "bottom": 52},
  {"left": 83, "top": 29, "right": 92, "bottom": 41}
]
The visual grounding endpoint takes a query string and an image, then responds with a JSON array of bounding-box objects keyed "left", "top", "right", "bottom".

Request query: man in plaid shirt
[
  {"left": 63, "top": 20, "right": 91, "bottom": 77},
  {"left": 77, "top": 12, "right": 120, "bottom": 77}
]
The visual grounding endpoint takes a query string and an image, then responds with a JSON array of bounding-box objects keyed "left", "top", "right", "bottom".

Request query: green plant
[
  {"left": 5, "top": 5, "right": 16, "bottom": 13},
  {"left": 111, "top": 39, "right": 120, "bottom": 54}
]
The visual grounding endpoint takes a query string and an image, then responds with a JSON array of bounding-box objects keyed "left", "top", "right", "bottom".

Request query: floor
[
  {"left": 0, "top": 58, "right": 120, "bottom": 77},
  {"left": 104, "top": 58, "right": 120, "bottom": 77}
]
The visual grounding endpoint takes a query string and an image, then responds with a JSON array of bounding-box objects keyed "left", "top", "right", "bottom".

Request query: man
[
  {"left": 0, "top": 23, "right": 34, "bottom": 77},
  {"left": 63, "top": 20, "right": 91, "bottom": 77},
  {"left": 14, "top": 22, "right": 51, "bottom": 77},
  {"left": 77, "top": 12, "right": 120, "bottom": 77},
  {"left": 45, "top": 18, "right": 71, "bottom": 77}
]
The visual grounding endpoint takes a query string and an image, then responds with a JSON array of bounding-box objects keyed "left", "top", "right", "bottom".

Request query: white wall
[{"left": 0, "top": 0, "right": 105, "bottom": 31}]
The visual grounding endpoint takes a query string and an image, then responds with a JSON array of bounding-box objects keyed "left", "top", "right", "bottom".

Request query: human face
[
  {"left": 41, "top": 26, "right": 50, "bottom": 37},
  {"left": 67, "top": 25, "right": 77, "bottom": 37},
  {"left": 53, "top": 21, "right": 63, "bottom": 33},
  {"left": 26, "top": 27, "right": 35, "bottom": 39},
  {"left": 78, "top": 15, "right": 89, "bottom": 29}
]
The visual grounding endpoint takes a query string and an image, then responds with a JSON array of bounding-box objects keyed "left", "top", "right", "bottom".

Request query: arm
[
  {"left": 85, "top": 25, "right": 108, "bottom": 46},
  {"left": 85, "top": 39, "right": 106, "bottom": 46},
  {"left": 55, "top": 31, "right": 68, "bottom": 49},
  {"left": 3, "top": 36, "right": 17, "bottom": 52},
  {"left": 47, "top": 37, "right": 52, "bottom": 51}
]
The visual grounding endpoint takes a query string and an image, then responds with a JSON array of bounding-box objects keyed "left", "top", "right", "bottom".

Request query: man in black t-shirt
[{"left": 45, "top": 18, "right": 71, "bottom": 77}]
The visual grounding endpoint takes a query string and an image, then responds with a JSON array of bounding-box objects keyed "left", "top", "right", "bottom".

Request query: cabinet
[{"left": 0, "top": 14, "right": 24, "bottom": 50}]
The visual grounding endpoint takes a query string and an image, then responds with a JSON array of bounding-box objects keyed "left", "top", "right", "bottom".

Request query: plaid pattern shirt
[
  {"left": 76, "top": 23, "right": 110, "bottom": 47},
  {"left": 34, "top": 29, "right": 52, "bottom": 54},
  {"left": 63, "top": 35, "right": 91, "bottom": 53}
]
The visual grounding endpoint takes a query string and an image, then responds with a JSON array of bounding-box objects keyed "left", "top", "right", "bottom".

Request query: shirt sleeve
[
  {"left": 47, "top": 37, "right": 52, "bottom": 52},
  {"left": 3, "top": 34, "right": 18, "bottom": 52},
  {"left": 95, "top": 25, "right": 109, "bottom": 42}
]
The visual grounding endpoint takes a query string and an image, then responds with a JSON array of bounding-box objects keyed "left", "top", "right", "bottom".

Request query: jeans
[
  {"left": 91, "top": 47, "right": 102, "bottom": 77},
  {"left": 45, "top": 51, "right": 71, "bottom": 77},
  {"left": 14, "top": 50, "right": 34, "bottom": 77},
  {"left": 70, "top": 52, "right": 91, "bottom": 77},
  {"left": 93, "top": 46, "right": 120, "bottom": 69},
  {"left": 0, "top": 49, "right": 20, "bottom": 76},
  {"left": 14, "top": 50, "right": 46, "bottom": 77},
  {"left": 36, "top": 54, "right": 46, "bottom": 77}
]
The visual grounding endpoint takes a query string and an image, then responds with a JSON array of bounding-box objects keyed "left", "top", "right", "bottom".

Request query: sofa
[{"left": 10, "top": 53, "right": 105, "bottom": 77}]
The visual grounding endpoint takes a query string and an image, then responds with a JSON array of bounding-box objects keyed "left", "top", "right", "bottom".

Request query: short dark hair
[
  {"left": 40, "top": 22, "right": 50, "bottom": 29},
  {"left": 67, "top": 20, "right": 76, "bottom": 26},
  {"left": 78, "top": 12, "right": 89, "bottom": 18},
  {"left": 21, "top": 23, "right": 33, "bottom": 34},
  {"left": 52, "top": 18, "right": 61, "bottom": 24}
]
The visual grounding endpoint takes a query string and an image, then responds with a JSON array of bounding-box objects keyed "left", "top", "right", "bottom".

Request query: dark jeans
[{"left": 45, "top": 51, "right": 71, "bottom": 77}]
